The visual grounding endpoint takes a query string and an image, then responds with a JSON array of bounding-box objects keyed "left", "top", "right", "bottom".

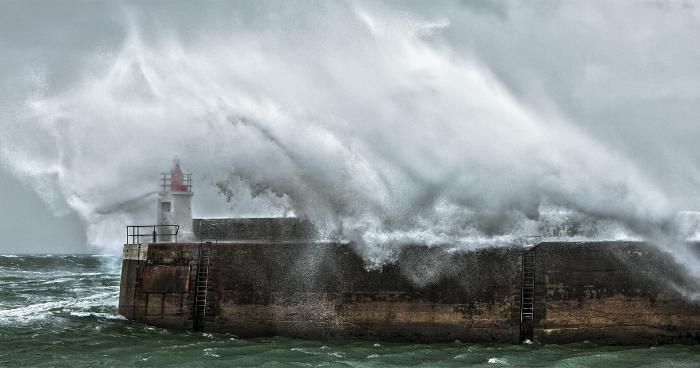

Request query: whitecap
[
  {"left": 0, "top": 291, "right": 119, "bottom": 324},
  {"left": 488, "top": 357, "right": 507, "bottom": 365},
  {"left": 69, "top": 311, "right": 126, "bottom": 320},
  {"left": 290, "top": 347, "right": 319, "bottom": 355},
  {"left": 40, "top": 278, "right": 73, "bottom": 285},
  {"left": 0, "top": 299, "right": 72, "bottom": 319}
]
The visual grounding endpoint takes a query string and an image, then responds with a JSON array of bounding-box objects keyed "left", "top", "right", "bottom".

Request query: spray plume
[{"left": 0, "top": 3, "right": 698, "bottom": 270}]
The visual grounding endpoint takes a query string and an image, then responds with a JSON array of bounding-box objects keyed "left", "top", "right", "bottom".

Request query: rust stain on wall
[{"left": 143, "top": 265, "right": 190, "bottom": 293}]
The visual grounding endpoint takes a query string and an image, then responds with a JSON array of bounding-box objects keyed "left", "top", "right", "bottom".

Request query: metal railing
[
  {"left": 126, "top": 225, "right": 180, "bottom": 244},
  {"left": 160, "top": 172, "right": 192, "bottom": 192}
]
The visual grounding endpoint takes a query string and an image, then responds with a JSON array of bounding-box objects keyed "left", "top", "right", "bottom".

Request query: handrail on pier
[{"left": 126, "top": 225, "right": 180, "bottom": 244}]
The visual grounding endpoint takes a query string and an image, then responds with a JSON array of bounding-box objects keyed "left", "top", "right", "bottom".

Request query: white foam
[
  {"left": 0, "top": 299, "right": 71, "bottom": 323},
  {"left": 0, "top": 291, "right": 118, "bottom": 324},
  {"left": 40, "top": 277, "right": 74, "bottom": 285},
  {"left": 69, "top": 311, "right": 126, "bottom": 320},
  {"left": 202, "top": 348, "right": 221, "bottom": 358}
]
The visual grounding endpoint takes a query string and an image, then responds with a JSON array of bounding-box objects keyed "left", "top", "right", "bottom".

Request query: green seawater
[{"left": 2, "top": 255, "right": 700, "bottom": 367}]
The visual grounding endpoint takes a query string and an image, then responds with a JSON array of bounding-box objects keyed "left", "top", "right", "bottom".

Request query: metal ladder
[
  {"left": 193, "top": 243, "right": 211, "bottom": 331},
  {"left": 520, "top": 246, "right": 536, "bottom": 342}
]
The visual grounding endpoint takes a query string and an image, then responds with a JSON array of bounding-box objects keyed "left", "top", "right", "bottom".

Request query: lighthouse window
[{"left": 161, "top": 202, "right": 171, "bottom": 212}]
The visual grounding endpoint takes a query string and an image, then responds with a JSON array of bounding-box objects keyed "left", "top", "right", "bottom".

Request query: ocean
[{"left": 2, "top": 254, "right": 700, "bottom": 367}]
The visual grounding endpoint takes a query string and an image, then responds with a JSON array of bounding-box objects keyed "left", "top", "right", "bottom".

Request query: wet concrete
[{"left": 118, "top": 241, "right": 700, "bottom": 344}]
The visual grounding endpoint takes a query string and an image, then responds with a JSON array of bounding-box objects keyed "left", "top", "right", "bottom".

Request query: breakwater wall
[{"left": 118, "top": 241, "right": 700, "bottom": 344}]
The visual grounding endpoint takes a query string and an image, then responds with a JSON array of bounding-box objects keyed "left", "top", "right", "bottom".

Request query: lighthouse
[{"left": 157, "top": 159, "right": 193, "bottom": 241}]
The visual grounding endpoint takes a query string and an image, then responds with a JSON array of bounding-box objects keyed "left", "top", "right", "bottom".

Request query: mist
[{"left": 1, "top": 1, "right": 700, "bottom": 266}]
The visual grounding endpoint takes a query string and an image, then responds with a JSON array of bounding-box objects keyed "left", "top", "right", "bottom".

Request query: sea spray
[{"left": 0, "top": 3, "right": 696, "bottom": 273}]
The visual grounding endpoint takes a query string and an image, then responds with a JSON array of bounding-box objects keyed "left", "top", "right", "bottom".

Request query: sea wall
[
  {"left": 208, "top": 243, "right": 522, "bottom": 342},
  {"left": 118, "top": 241, "right": 700, "bottom": 344},
  {"left": 533, "top": 242, "right": 700, "bottom": 344},
  {"left": 120, "top": 242, "right": 522, "bottom": 342},
  {"left": 119, "top": 243, "right": 199, "bottom": 330}
]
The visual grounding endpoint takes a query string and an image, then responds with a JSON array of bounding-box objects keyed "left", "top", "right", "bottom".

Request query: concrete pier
[{"left": 119, "top": 241, "right": 700, "bottom": 344}]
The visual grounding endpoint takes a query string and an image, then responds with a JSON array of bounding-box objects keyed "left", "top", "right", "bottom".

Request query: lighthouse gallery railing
[{"left": 126, "top": 225, "right": 180, "bottom": 244}]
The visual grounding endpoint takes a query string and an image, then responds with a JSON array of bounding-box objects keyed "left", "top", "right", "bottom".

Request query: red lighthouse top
[
  {"left": 170, "top": 161, "right": 188, "bottom": 192},
  {"left": 161, "top": 159, "right": 192, "bottom": 192}
]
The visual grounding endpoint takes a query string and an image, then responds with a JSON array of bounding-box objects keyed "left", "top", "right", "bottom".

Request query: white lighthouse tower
[{"left": 157, "top": 159, "right": 193, "bottom": 241}]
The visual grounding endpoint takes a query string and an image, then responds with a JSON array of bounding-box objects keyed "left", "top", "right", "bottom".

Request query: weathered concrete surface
[
  {"left": 118, "top": 241, "right": 700, "bottom": 344},
  {"left": 143, "top": 265, "right": 190, "bottom": 293},
  {"left": 118, "top": 243, "right": 200, "bottom": 330},
  {"left": 533, "top": 242, "right": 700, "bottom": 344},
  {"left": 120, "top": 242, "right": 522, "bottom": 342},
  {"left": 207, "top": 243, "right": 521, "bottom": 342},
  {"left": 192, "top": 218, "right": 317, "bottom": 241}
]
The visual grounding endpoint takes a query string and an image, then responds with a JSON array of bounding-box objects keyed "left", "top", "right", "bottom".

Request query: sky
[{"left": 1, "top": 1, "right": 700, "bottom": 256}]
